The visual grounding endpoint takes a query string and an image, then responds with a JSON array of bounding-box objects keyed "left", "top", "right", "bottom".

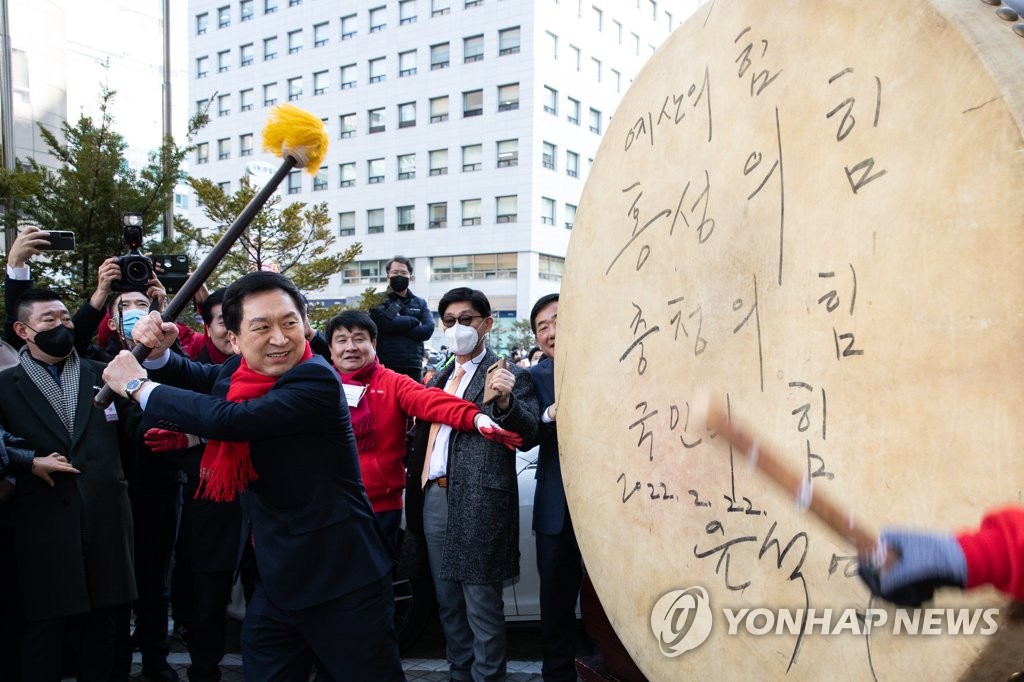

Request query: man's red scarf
[
  {"left": 198, "top": 342, "right": 313, "bottom": 501},
  {"left": 338, "top": 357, "right": 379, "bottom": 453}
]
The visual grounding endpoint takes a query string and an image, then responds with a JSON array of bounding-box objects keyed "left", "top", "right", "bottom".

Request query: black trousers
[
  {"left": 536, "top": 514, "right": 586, "bottom": 682},
  {"left": 186, "top": 570, "right": 235, "bottom": 682},
  {"left": 21, "top": 605, "right": 124, "bottom": 682}
]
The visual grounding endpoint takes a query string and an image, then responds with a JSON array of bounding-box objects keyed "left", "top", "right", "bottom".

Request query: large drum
[{"left": 559, "top": 0, "right": 1024, "bottom": 679}]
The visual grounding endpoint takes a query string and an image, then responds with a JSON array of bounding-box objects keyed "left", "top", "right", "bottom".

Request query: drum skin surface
[{"left": 557, "top": 0, "right": 1024, "bottom": 679}]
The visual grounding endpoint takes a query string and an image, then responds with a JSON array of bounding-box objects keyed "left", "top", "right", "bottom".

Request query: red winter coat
[
  {"left": 339, "top": 361, "right": 479, "bottom": 513},
  {"left": 957, "top": 506, "right": 1024, "bottom": 600}
]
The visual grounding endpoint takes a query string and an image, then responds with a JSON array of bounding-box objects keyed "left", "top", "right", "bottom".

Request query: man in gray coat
[{"left": 408, "top": 287, "right": 539, "bottom": 682}]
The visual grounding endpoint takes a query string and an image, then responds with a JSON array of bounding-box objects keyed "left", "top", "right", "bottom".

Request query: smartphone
[
  {"left": 151, "top": 254, "right": 189, "bottom": 294},
  {"left": 40, "top": 231, "right": 76, "bottom": 251}
]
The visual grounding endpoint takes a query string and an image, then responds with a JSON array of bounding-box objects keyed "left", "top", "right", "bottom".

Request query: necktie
[{"left": 421, "top": 365, "right": 466, "bottom": 488}]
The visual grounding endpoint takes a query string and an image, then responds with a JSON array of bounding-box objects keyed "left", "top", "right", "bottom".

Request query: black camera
[{"left": 112, "top": 213, "right": 153, "bottom": 293}]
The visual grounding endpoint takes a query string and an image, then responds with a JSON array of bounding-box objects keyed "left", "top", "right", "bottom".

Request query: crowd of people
[{"left": 1, "top": 227, "right": 1021, "bottom": 682}]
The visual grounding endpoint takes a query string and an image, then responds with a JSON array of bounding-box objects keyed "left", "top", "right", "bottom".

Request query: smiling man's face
[{"left": 227, "top": 289, "right": 306, "bottom": 377}]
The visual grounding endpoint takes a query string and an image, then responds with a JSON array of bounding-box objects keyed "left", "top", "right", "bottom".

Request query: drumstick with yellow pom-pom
[{"left": 95, "top": 105, "right": 328, "bottom": 408}]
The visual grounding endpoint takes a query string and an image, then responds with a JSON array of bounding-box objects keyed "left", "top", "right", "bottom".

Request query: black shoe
[{"left": 139, "top": 659, "right": 179, "bottom": 682}]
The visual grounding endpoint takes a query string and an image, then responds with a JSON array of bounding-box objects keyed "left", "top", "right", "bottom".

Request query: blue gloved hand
[{"left": 859, "top": 528, "right": 967, "bottom": 606}]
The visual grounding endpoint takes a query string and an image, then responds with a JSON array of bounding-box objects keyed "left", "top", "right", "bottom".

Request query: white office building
[{"left": 187, "top": 0, "right": 701, "bottom": 337}]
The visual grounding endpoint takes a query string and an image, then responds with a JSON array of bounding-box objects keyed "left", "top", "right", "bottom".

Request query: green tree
[
  {"left": 489, "top": 318, "right": 536, "bottom": 357},
  {"left": 177, "top": 176, "right": 373, "bottom": 328},
  {"left": 0, "top": 87, "right": 202, "bottom": 304}
]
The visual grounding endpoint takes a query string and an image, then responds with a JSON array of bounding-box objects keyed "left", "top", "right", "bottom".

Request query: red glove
[
  {"left": 144, "top": 428, "right": 198, "bottom": 452},
  {"left": 475, "top": 414, "right": 524, "bottom": 449}
]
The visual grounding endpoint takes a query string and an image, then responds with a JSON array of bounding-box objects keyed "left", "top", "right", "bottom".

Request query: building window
[
  {"left": 567, "top": 97, "right": 580, "bottom": 125},
  {"left": 631, "top": 32, "right": 640, "bottom": 55},
  {"left": 431, "top": 0, "right": 450, "bottom": 16},
  {"left": 589, "top": 108, "right": 602, "bottom": 134},
  {"left": 196, "top": 13, "right": 208, "bottom": 34},
  {"left": 313, "top": 71, "right": 328, "bottom": 95},
  {"left": 217, "top": 138, "right": 230, "bottom": 160},
  {"left": 430, "top": 43, "right": 449, "bottom": 70},
  {"left": 369, "top": 57, "right": 386, "bottom": 83},
  {"left": 611, "top": 68, "right": 621, "bottom": 93},
  {"left": 431, "top": 253, "right": 517, "bottom": 280},
  {"left": 565, "top": 203, "right": 577, "bottom": 229},
  {"left": 217, "top": 94, "right": 230, "bottom": 116},
  {"left": 592, "top": 56, "right": 602, "bottom": 82},
  {"left": 196, "top": 56, "right": 208, "bottom": 78},
  {"left": 287, "top": 77, "right": 302, "bottom": 101},
  {"left": 239, "top": 133, "right": 253, "bottom": 157},
  {"left": 545, "top": 30, "right": 558, "bottom": 59},
  {"left": 339, "top": 113, "right": 356, "bottom": 138},
  {"left": 240, "top": 0, "right": 253, "bottom": 21},
  {"left": 462, "top": 90, "right": 483, "bottom": 117},
  {"left": 539, "top": 254, "right": 565, "bottom": 281},
  {"left": 288, "top": 29, "right": 302, "bottom": 54},
  {"left": 496, "top": 139, "right": 518, "bottom": 167},
  {"left": 289, "top": 0, "right": 301, "bottom": 6},
  {"left": 369, "top": 6, "right": 386, "bottom": 32},
  {"left": 400, "top": 0, "right": 417, "bottom": 24},
  {"left": 240, "top": 88, "right": 253, "bottom": 111},
  {"left": 217, "top": 50, "right": 230, "bottom": 72},
  {"left": 240, "top": 43, "right": 254, "bottom": 66},
  {"left": 497, "top": 83, "right": 519, "bottom": 112},
  {"left": 499, "top": 26, "right": 520, "bottom": 55},
  {"left": 218, "top": 181, "right": 231, "bottom": 193},
  {"left": 264, "top": 0, "right": 277, "bottom": 13},
  {"left": 462, "top": 144, "right": 481, "bottom": 172},
  {"left": 429, "top": 202, "right": 447, "bottom": 228},
  {"left": 496, "top": 195, "right": 517, "bottom": 223},
  {"left": 314, "top": 22, "right": 329, "bottom": 47},
  {"left": 541, "top": 197, "right": 556, "bottom": 225},
  {"left": 399, "top": 50, "right": 417, "bottom": 77},
  {"left": 465, "top": 0, "right": 482, "bottom": 8},
  {"left": 613, "top": 19, "right": 622, "bottom": 43},
  {"left": 566, "top": 150, "right": 579, "bottom": 178},
  {"left": 398, "top": 101, "right": 416, "bottom": 128},
  {"left": 592, "top": 4, "right": 602, "bottom": 31},
  {"left": 542, "top": 142, "right": 556, "bottom": 170},
  {"left": 313, "top": 167, "right": 328, "bottom": 191},
  {"left": 218, "top": 5, "right": 230, "bottom": 28},
  {"left": 367, "top": 158, "right": 385, "bottom": 183},
  {"left": 368, "top": 108, "right": 385, "bottom": 133},
  {"left": 338, "top": 211, "right": 355, "bottom": 236},
  {"left": 340, "top": 63, "right": 356, "bottom": 89},
  {"left": 570, "top": 44, "right": 581, "bottom": 71},
  {"left": 461, "top": 199, "right": 481, "bottom": 226},
  {"left": 367, "top": 209, "right": 385, "bottom": 234},
  {"left": 463, "top": 34, "right": 483, "bottom": 63},
  {"left": 287, "top": 171, "right": 301, "bottom": 194},
  {"left": 397, "top": 205, "right": 415, "bottom": 231},
  {"left": 397, "top": 153, "right": 416, "bottom": 180},
  {"left": 263, "top": 82, "right": 277, "bottom": 106},
  {"left": 429, "top": 96, "right": 449, "bottom": 123},
  {"left": 339, "top": 162, "right": 356, "bottom": 187},
  {"left": 196, "top": 142, "right": 209, "bottom": 164},
  {"left": 543, "top": 86, "right": 557, "bottom": 115},
  {"left": 263, "top": 36, "right": 277, "bottom": 60},
  {"left": 342, "top": 259, "right": 390, "bottom": 283},
  {"left": 429, "top": 149, "right": 448, "bottom": 176},
  {"left": 341, "top": 13, "right": 357, "bottom": 39},
  {"left": 174, "top": 192, "right": 190, "bottom": 210},
  {"left": 196, "top": 98, "right": 209, "bottom": 115}
]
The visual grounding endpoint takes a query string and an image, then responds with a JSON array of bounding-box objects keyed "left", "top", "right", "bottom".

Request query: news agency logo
[{"left": 650, "top": 587, "right": 714, "bottom": 656}]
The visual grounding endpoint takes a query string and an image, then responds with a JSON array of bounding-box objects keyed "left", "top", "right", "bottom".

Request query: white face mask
[{"left": 444, "top": 323, "right": 479, "bottom": 356}]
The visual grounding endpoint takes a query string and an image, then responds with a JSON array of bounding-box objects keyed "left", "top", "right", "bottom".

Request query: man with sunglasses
[{"left": 406, "top": 287, "right": 539, "bottom": 682}]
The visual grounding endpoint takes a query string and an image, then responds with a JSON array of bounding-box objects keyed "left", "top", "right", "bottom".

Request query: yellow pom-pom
[{"left": 261, "top": 104, "right": 328, "bottom": 174}]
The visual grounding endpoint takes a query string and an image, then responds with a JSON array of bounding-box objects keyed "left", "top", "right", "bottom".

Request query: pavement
[{"left": 126, "top": 618, "right": 546, "bottom": 681}]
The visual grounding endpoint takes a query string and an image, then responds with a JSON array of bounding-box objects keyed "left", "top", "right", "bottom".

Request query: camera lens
[{"left": 125, "top": 257, "right": 152, "bottom": 284}]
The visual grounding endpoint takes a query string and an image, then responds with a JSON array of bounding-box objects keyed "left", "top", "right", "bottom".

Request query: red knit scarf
[
  {"left": 198, "top": 342, "right": 314, "bottom": 501},
  {"left": 338, "top": 357, "right": 378, "bottom": 453}
]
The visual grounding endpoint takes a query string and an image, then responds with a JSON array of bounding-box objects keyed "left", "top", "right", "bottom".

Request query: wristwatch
[{"left": 124, "top": 377, "right": 151, "bottom": 401}]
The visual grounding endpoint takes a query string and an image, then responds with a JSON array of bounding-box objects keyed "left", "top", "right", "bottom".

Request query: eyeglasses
[{"left": 441, "top": 313, "right": 483, "bottom": 328}]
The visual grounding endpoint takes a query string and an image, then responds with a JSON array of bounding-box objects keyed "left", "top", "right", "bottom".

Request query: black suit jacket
[
  {"left": 144, "top": 353, "right": 394, "bottom": 610},
  {"left": 528, "top": 357, "right": 568, "bottom": 535},
  {"left": 0, "top": 357, "right": 139, "bottom": 620}
]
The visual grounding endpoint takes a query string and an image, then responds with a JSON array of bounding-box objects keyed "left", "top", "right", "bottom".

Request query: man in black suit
[
  {"left": 103, "top": 271, "right": 403, "bottom": 682},
  {"left": 0, "top": 288, "right": 139, "bottom": 681},
  {"left": 528, "top": 293, "right": 586, "bottom": 682}
]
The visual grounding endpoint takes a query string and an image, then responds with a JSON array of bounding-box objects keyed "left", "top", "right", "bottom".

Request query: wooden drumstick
[{"left": 693, "top": 393, "right": 879, "bottom": 558}]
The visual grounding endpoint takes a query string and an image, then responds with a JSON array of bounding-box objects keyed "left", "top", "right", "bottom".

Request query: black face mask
[
  {"left": 29, "top": 324, "right": 75, "bottom": 359},
  {"left": 389, "top": 275, "right": 410, "bottom": 293}
]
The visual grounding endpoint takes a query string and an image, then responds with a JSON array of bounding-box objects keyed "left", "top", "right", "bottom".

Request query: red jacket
[
  {"left": 341, "top": 362, "right": 479, "bottom": 512},
  {"left": 957, "top": 506, "right": 1024, "bottom": 600}
]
